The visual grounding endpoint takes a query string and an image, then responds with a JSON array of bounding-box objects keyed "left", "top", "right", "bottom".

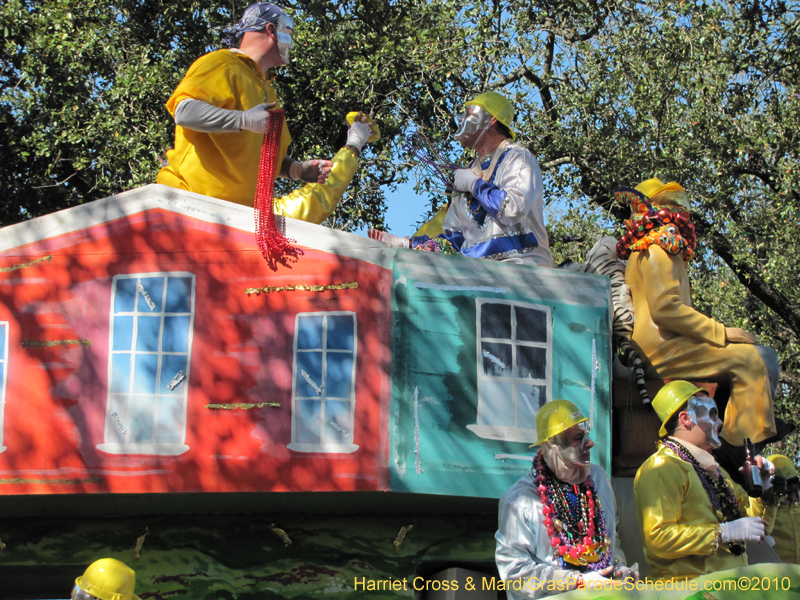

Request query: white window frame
[
  {"left": 288, "top": 311, "right": 358, "bottom": 454},
  {"left": 467, "top": 299, "right": 552, "bottom": 443},
  {"left": 0, "top": 322, "right": 7, "bottom": 453},
  {"left": 97, "top": 273, "right": 195, "bottom": 456}
]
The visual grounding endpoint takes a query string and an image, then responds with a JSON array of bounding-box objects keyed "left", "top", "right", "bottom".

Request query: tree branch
[{"left": 694, "top": 214, "right": 800, "bottom": 334}]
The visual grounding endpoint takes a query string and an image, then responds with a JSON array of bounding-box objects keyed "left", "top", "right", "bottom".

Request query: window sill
[
  {"left": 97, "top": 443, "right": 190, "bottom": 456},
  {"left": 287, "top": 443, "right": 359, "bottom": 454},
  {"left": 466, "top": 424, "right": 535, "bottom": 443}
]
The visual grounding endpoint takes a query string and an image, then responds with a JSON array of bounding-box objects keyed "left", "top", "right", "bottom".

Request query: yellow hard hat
[
  {"left": 75, "top": 559, "right": 140, "bottom": 600},
  {"left": 652, "top": 380, "right": 707, "bottom": 437},
  {"left": 766, "top": 454, "right": 798, "bottom": 479},
  {"left": 465, "top": 92, "right": 517, "bottom": 140},
  {"left": 635, "top": 178, "right": 690, "bottom": 209},
  {"left": 530, "top": 399, "right": 587, "bottom": 447}
]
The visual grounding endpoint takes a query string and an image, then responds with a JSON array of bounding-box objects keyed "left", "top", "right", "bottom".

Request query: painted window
[
  {"left": 288, "top": 312, "right": 358, "bottom": 453},
  {"left": 98, "top": 274, "right": 195, "bottom": 456},
  {"left": 468, "top": 299, "right": 552, "bottom": 443},
  {"left": 0, "top": 322, "right": 7, "bottom": 453}
]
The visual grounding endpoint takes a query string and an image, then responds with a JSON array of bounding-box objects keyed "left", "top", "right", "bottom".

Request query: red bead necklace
[
  {"left": 534, "top": 450, "right": 611, "bottom": 569},
  {"left": 254, "top": 108, "right": 300, "bottom": 267}
]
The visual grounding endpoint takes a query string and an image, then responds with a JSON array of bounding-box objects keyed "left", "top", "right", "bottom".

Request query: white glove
[
  {"left": 346, "top": 120, "right": 373, "bottom": 152},
  {"left": 239, "top": 103, "right": 271, "bottom": 133},
  {"left": 453, "top": 169, "right": 479, "bottom": 194},
  {"left": 367, "top": 229, "right": 409, "bottom": 248},
  {"left": 720, "top": 517, "right": 766, "bottom": 543},
  {"left": 578, "top": 568, "right": 612, "bottom": 590}
]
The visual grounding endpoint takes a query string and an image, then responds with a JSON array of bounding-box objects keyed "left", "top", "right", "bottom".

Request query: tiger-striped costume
[{"left": 583, "top": 237, "right": 650, "bottom": 403}]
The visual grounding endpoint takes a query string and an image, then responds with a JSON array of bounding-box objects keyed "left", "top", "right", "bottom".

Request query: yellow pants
[{"left": 644, "top": 340, "right": 776, "bottom": 445}]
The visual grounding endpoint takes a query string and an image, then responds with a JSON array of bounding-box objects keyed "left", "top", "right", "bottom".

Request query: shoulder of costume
[
  {"left": 500, "top": 471, "right": 538, "bottom": 506},
  {"left": 589, "top": 462, "right": 612, "bottom": 483}
]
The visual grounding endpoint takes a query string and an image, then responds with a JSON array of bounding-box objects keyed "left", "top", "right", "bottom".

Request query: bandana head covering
[{"left": 222, "top": 3, "right": 285, "bottom": 48}]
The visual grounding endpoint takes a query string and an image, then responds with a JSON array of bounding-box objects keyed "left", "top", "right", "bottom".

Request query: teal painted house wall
[{"left": 390, "top": 251, "right": 613, "bottom": 498}]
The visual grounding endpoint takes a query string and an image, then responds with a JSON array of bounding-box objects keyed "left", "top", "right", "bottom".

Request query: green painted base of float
[{"left": 0, "top": 509, "right": 499, "bottom": 599}]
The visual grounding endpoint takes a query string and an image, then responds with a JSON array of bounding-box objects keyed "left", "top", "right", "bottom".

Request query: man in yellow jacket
[
  {"left": 620, "top": 179, "right": 778, "bottom": 447},
  {"left": 157, "top": 2, "right": 376, "bottom": 223},
  {"left": 634, "top": 381, "right": 776, "bottom": 580}
]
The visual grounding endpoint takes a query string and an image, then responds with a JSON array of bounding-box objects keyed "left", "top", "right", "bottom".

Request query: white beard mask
[
  {"left": 686, "top": 395, "right": 723, "bottom": 449},
  {"left": 542, "top": 438, "right": 591, "bottom": 485}
]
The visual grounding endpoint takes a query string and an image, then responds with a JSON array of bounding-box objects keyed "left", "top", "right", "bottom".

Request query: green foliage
[{"left": 2, "top": 0, "right": 799, "bottom": 452}]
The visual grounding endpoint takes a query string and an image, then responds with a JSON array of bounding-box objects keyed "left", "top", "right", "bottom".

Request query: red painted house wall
[{"left": 0, "top": 208, "right": 392, "bottom": 495}]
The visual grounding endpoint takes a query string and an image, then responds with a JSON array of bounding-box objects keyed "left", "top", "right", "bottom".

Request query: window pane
[
  {"left": 517, "top": 345, "right": 547, "bottom": 380},
  {"left": 135, "top": 316, "right": 161, "bottom": 352},
  {"left": 156, "top": 396, "right": 184, "bottom": 443},
  {"left": 162, "top": 316, "right": 190, "bottom": 353},
  {"left": 481, "top": 342, "right": 513, "bottom": 377},
  {"left": 0, "top": 323, "right": 5, "bottom": 360},
  {"left": 326, "top": 315, "right": 354, "bottom": 350},
  {"left": 325, "top": 354, "right": 353, "bottom": 398},
  {"left": 481, "top": 303, "right": 511, "bottom": 339},
  {"left": 133, "top": 354, "right": 158, "bottom": 394},
  {"left": 295, "top": 399, "right": 322, "bottom": 443},
  {"left": 477, "top": 380, "right": 513, "bottom": 426},
  {"left": 325, "top": 400, "right": 352, "bottom": 443},
  {"left": 518, "top": 385, "right": 546, "bottom": 430},
  {"left": 110, "top": 353, "right": 132, "bottom": 393},
  {"left": 159, "top": 354, "right": 188, "bottom": 394},
  {"left": 516, "top": 307, "right": 548, "bottom": 343},
  {"left": 297, "top": 316, "right": 324, "bottom": 350},
  {"left": 137, "top": 277, "right": 164, "bottom": 313},
  {"left": 295, "top": 351, "right": 323, "bottom": 397},
  {"left": 165, "top": 277, "right": 192, "bottom": 313},
  {"left": 129, "top": 395, "right": 156, "bottom": 442},
  {"left": 106, "top": 395, "right": 128, "bottom": 444},
  {"left": 112, "top": 316, "right": 134, "bottom": 351},
  {"left": 114, "top": 278, "right": 138, "bottom": 313}
]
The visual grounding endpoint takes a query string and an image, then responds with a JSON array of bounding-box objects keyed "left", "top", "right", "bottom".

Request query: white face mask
[
  {"left": 276, "top": 13, "right": 294, "bottom": 63},
  {"left": 686, "top": 395, "right": 723, "bottom": 449},
  {"left": 454, "top": 106, "right": 492, "bottom": 147}
]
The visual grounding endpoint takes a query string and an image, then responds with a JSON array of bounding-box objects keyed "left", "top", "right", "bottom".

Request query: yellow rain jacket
[
  {"left": 158, "top": 49, "right": 358, "bottom": 223},
  {"left": 635, "top": 440, "right": 775, "bottom": 580}
]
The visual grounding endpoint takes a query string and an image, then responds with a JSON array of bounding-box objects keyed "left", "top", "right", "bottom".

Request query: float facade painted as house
[{"left": 0, "top": 184, "right": 613, "bottom": 501}]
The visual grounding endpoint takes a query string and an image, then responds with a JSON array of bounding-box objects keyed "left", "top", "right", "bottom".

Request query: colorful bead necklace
[
  {"left": 661, "top": 439, "right": 745, "bottom": 556},
  {"left": 534, "top": 451, "right": 612, "bottom": 570}
]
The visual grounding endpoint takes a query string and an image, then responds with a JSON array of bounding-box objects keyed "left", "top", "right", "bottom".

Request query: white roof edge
[{"left": 0, "top": 184, "right": 391, "bottom": 265}]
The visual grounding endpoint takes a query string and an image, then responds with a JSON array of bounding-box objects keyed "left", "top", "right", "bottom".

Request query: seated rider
[{"left": 369, "top": 92, "right": 553, "bottom": 267}]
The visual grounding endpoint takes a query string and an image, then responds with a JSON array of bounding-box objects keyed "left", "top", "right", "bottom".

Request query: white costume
[
  {"left": 443, "top": 142, "right": 552, "bottom": 267},
  {"left": 495, "top": 464, "right": 624, "bottom": 599}
]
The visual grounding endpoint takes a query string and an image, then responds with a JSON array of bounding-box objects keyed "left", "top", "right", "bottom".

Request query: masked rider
[
  {"left": 71, "top": 559, "right": 140, "bottom": 600},
  {"left": 158, "top": 2, "right": 376, "bottom": 222},
  {"left": 495, "top": 400, "right": 634, "bottom": 598},
  {"left": 369, "top": 92, "right": 552, "bottom": 266},
  {"left": 634, "top": 381, "right": 776, "bottom": 580}
]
